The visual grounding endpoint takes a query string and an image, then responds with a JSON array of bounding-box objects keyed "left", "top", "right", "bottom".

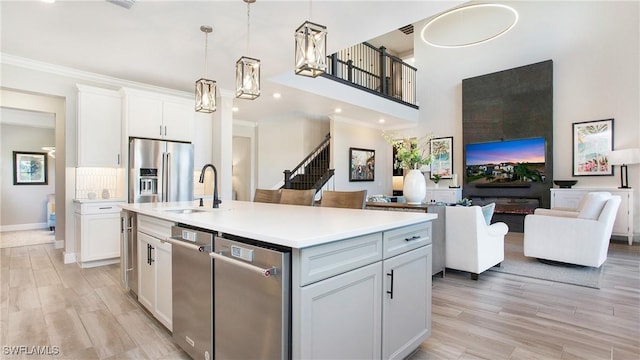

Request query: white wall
[
  {"left": 412, "top": 1, "right": 639, "bottom": 237},
  {"left": 1, "top": 124, "right": 55, "bottom": 229},
  {"left": 330, "top": 117, "right": 391, "bottom": 196}
]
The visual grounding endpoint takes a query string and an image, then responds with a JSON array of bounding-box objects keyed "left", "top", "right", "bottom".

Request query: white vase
[{"left": 403, "top": 169, "right": 426, "bottom": 204}]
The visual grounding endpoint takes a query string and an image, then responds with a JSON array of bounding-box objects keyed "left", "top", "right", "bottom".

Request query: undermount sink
[{"left": 161, "top": 208, "right": 209, "bottom": 214}]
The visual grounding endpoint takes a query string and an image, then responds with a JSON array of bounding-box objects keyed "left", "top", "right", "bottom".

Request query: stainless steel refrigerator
[{"left": 129, "top": 138, "right": 194, "bottom": 203}]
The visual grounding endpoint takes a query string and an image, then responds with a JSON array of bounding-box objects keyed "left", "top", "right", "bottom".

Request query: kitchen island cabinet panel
[{"left": 299, "top": 262, "right": 382, "bottom": 360}]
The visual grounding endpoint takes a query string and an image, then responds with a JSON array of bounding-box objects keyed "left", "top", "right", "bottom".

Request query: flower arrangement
[{"left": 383, "top": 132, "right": 433, "bottom": 170}]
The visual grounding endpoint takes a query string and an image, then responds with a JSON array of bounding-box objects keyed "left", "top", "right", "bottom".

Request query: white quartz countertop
[{"left": 120, "top": 200, "right": 437, "bottom": 249}]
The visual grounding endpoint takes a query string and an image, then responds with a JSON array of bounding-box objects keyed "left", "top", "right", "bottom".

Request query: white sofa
[
  {"left": 523, "top": 192, "right": 621, "bottom": 267},
  {"left": 445, "top": 205, "right": 509, "bottom": 280}
]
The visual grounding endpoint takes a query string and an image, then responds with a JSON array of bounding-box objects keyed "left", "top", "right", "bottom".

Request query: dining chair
[
  {"left": 253, "top": 189, "right": 282, "bottom": 203},
  {"left": 279, "top": 189, "right": 316, "bottom": 206},
  {"left": 320, "top": 190, "right": 368, "bottom": 209}
]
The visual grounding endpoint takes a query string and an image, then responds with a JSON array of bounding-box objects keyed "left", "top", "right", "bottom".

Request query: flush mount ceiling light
[
  {"left": 421, "top": 3, "right": 518, "bottom": 48},
  {"left": 294, "top": 0, "right": 327, "bottom": 77},
  {"left": 236, "top": 0, "right": 261, "bottom": 100},
  {"left": 195, "top": 25, "right": 217, "bottom": 113}
]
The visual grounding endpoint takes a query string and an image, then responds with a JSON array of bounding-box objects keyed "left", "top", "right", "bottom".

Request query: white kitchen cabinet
[
  {"left": 123, "top": 88, "right": 194, "bottom": 142},
  {"left": 137, "top": 214, "right": 173, "bottom": 330},
  {"left": 294, "top": 223, "right": 432, "bottom": 360},
  {"left": 425, "top": 188, "right": 462, "bottom": 204},
  {"left": 73, "top": 201, "right": 122, "bottom": 268},
  {"left": 76, "top": 85, "right": 122, "bottom": 167},
  {"left": 382, "top": 245, "right": 431, "bottom": 359},
  {"left": 551, "top": 188, "right": 634, "bottom": 244},
  {"left": 299, "top": 262, "right": 383, "bottom": 359}
]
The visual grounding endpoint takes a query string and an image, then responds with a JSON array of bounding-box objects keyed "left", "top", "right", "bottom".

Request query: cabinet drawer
[
  {"left": 138, "top": 214, "right": 174, "bottom": 240},
  {"left": 299, "top": 233, "right": 382, "bottom": 286},
  {"left": 383, "top": 222, "right": 431, "bottom": 259},
  {"left": 75, "top": 202, "right": 123, "bottom": 215}
]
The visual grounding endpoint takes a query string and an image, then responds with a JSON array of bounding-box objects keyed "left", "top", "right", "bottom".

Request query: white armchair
[
  {"left": 445, "top": 205, "right": 509, "bottom": 280},
  {"left": 524, "top": 192, "right": 621, "bottom": 267}
]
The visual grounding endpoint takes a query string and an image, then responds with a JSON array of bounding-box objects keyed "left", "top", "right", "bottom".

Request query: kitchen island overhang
[{"left": 120, "top": 200, "right": 436, "bottom": 360}]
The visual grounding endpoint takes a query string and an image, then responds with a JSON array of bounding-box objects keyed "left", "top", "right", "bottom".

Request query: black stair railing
[
  {"left": 283, "top": 133, "right": 333, "bottom": 192},
  {"left": 323, "top": 42, "right": 418, "bottom": 108}
]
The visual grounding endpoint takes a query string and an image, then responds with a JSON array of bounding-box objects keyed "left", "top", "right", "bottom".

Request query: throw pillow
[
  {"left": 577, "top": 192, "right": 611, "bottom": 220},
  {"left": 481, "top": 203, "right": 495, "bottom": 225}
]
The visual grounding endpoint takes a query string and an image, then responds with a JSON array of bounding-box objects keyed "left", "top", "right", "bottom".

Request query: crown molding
[{"left": 1, "top": 53, "right": 195, "bottom": 98}]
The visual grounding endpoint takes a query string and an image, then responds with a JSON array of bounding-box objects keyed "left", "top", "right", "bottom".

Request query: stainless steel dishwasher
[
  {"left": 210, "top": 235, "right": 291, "bottom": 360},
  {"left": 164, "top": 225, "right": 214, "bottom": 360}
]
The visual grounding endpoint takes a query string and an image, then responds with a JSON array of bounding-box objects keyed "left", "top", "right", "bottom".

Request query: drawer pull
[
  {"left": 405, "top": 235, "right": 420, "bottom": 242},
  {"left": 99, "top": 207, "right": 113, "bottom": 210}
]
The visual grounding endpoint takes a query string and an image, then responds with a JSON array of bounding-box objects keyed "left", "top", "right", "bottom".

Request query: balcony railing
[{"left": 323, "top": 42, "right": 418, "bottom": 108}]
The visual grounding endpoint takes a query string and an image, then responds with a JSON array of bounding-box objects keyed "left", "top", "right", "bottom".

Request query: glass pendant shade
[
  {"left": 195, "top": 78, "right": 217, "bottom": 113},
  {"left": 235, "top": 56, "right": 261, "bottom": 100},
  {"left": 294, "top": 20, "right": 327, "bottom": 77}
]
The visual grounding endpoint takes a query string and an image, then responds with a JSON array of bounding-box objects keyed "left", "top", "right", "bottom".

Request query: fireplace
[{"left": 469, "top": 196, "right": 541, "bottom": 232}]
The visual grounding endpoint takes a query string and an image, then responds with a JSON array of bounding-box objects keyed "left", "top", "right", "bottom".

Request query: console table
[
  {"left": 550, "top": 188, "right": 635, "bottom": 245},
  {"left": 366, "top": 202, "right": 446, "bottom": 275}
]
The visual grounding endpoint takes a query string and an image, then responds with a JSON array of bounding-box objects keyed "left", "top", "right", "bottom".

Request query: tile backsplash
[{"left": 76, "top": 167, "right": 124, "bottom": 199}]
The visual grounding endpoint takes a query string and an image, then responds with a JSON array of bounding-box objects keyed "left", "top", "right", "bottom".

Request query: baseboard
[
  {"left": 78, "top": 258, "right": 120, "bottom": 269},
  {"left": 0, "top": 222, "right": 48, "bottom": 232},
  {"left": 63, "top": 252, "right": 77, "bottom": 264}
]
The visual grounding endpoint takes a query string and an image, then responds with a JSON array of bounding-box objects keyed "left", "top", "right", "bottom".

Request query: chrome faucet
[{"left": 199, "top": 164, "right": 221, "bottom": 208}]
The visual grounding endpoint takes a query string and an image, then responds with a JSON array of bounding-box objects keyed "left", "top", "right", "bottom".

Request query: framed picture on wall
[
  {"left": 349, "top": 147, "right": 375, "bottom": 182},
  {"left": 430, "top": 136, "right": 453, "bottom": 179},
  {"left": 13, "top": 151, "right": 48, "bottom": 185},
  {"left": 572, "top": 118, "right": 614, "bottom": 176}
]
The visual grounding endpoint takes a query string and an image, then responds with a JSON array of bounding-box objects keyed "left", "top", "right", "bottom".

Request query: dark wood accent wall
[{"left": 462, "top": 60, "right": 554, "bottom": 231}]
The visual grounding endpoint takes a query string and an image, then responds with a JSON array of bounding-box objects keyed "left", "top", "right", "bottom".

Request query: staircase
[{"left": 283, "top": 134, "right": 334, "bottom": 192}]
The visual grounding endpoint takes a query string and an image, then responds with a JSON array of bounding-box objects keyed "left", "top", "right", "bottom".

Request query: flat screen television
[{"left": 465, "top": 137, "right": 546, "bottom": 185}]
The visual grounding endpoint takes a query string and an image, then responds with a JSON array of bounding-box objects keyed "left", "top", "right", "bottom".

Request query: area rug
[{"left": 488, "top": 233, "right": 603, "bottom": 289}]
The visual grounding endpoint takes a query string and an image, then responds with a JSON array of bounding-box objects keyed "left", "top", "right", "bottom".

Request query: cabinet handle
[
  {"left": 149, "top": 245, "right": 155, "bottom": 264},
  {"left": 117, "top": 154, "right": 120, "bottom": 165},
  {"left": 147, "top": 244, "right": 151, "bottom": 265},
  {"left": 164, "top": 126, "right": 167, "bottom": 136},
  {"left": 160, "top": 125, "right": 163, "bottom": 136},
  {"left": 405, "top": 235, "right": 420, "bottom": 242},
  {"left": 99, "top": 207, "right": 113, "bottom": 210},
  {"left": 386, "top": 270, "right": 394, "bottom": 299}
]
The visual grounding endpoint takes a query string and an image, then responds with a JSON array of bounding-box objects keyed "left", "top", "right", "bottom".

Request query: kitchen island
[{"left": 120, "top": 200, "right": 436, "bottom": 360}]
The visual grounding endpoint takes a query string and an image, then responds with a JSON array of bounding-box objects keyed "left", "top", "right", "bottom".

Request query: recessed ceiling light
[
  {"left": 232, "top": 107, "right": 239, "bottom": 112},
  {"left": 379, "top": 118, "right": 385, "bottom": 124},
  {"left": 41, "top": 0, "right": 55, "bottom": 3},
  {"left": 335, "top": 108, "right": 342, "bottom": 113},
  {"left": 273, "top": 93, "right": 281, "bottom": 99}
]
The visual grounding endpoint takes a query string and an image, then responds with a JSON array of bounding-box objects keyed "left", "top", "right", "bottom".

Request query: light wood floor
[{"left": 1, "top": 235, "right": 638, "bottom": 359}]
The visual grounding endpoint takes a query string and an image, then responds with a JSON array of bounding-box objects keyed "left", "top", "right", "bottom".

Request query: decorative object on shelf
[
  {"left": 572, "top": 118, "right": 614, "bottom": 176},
  {"left": 449, "top": 173, "right": 460, "bottom": 188},
  {"left": 87, "top": 192, "right": 97, "bottom": 200},
  {"left": 607, "top": 148, "right": 640, "bottom": 188},
  {"left": 403, "top": 169, "right": 426, "bottom": 204},
  {"left": 236, "top": 0, "right": 260, "bottom": 100},
  {"left": 553, "top": 180, "right": 578, "bottom": 188},
  {"left": 432, "top": 173, "right": 441, "bottom": 188},
  {"left": 430, "top": 136, "right": 453, "bottom": 179},
  {"left": 12, "top": 151, "right": 47, "bottom": 185},
  {"left": 456, "top": 197, "right": 473, "bottom": 206},
  {"left": 383, "top": 131, "right": 433, "bottom": 171},
  {"left": 349, "top": 147, "right": 375, "bottom": 182},
  {"left": 195, "top": 25, "right": 217, "bottom": 113},
  {"left": 102, "top": 189, "right": 110, "bottom": 199},
  {"left": 294, "top": 0, "right": 327, "bottom": 77}
]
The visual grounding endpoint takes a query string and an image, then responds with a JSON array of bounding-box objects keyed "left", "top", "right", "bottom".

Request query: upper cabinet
[
  {"left": 122, "top": 88, "right": 194, "bottom": 142},
  {"left": 77, "top": 85, "right": 123, "bottom": 167}
]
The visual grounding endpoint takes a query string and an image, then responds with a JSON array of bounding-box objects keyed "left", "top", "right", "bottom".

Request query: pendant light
[
  {"left": 195, "top": 25, "right": 217, "bottom": 113},
  {"left": 236, "top": 0, "right": 261, "bottom": 99},
  {"left": 294, "top": 0, "right": 327, "bottom": 77}
]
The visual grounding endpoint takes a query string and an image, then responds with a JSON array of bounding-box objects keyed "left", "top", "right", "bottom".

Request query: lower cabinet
[
  {"left": 73, "top": 201, "right": 122, "bottom": 267},
  {"left": 137, "top": 216, "right": 173, "bottom": 331},
  {"left": 295, "top": 222, "right": 433, "bottom": 360}
]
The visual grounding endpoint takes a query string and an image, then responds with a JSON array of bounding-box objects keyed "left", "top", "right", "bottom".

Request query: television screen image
[{"left": 465, "top": 137, "right": 546, "bottom": 185}]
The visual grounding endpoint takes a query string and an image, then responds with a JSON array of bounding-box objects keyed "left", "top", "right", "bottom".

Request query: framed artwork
[
  {"left": 13, "top": 151, "right": 48, "bottom": 185},
  {"left": 430, "top": 136, "right": 453, "bottom": 179},
  {"left": 349, "top": 147, "right": 375, "bottom": 182},
  {"left": 572, "top": 119, "right": 614, "bottom": 176}
]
